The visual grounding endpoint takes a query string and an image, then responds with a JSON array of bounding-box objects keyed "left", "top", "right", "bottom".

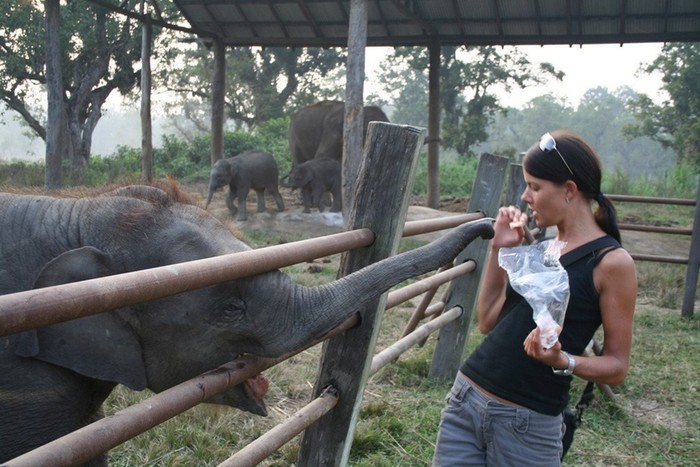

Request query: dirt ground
[{"left": 190, "top": 184, "right": 690, "bottom": 258}]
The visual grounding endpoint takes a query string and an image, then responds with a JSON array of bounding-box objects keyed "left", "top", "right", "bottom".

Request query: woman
[{"left": 432, "top": 130, "right": 637, "bottom": 466}]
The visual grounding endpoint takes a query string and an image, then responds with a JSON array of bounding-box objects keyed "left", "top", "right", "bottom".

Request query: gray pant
[{"left": 432, "top": 372, "right": 564, "bottom": 466}]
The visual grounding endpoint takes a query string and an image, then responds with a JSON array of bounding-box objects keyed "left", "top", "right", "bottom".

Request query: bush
[
  {"left": 0, "top": 160, "right": 45, "bottom": 186},
  {"left": 413, "top": 153, "right": 478, "bottom": 198}
]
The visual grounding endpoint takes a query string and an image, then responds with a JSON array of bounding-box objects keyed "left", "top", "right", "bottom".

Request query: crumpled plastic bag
[{"left": 498, "top": 240, "right": 570, "bottom": 349}]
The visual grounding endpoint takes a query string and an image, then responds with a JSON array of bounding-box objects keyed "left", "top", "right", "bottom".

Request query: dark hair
[{"left": 522, "top": 129, "right": 621, "bottom": 243}]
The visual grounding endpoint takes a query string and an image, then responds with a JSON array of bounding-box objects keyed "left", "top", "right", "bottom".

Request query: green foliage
[
  {"left": 159, "top": 44, "right": 345, "bottom": 130},
  {"left": 83, "top": 146, "right": 142, "bottom": 185},
  {"left": 413, "top": 153, "right": 478, "bottom": 198},
  {"left": 626, "top": 43, "right": 700, "bottom": 169},
  {"left": 378, "top": 46, "right": 563, "bottom": 155},
  {"left": 603, "top": 162, "right": 698, "bottom": 198},
  {"left": 0, "top": 160, "right": 45, "bottom": 186}
]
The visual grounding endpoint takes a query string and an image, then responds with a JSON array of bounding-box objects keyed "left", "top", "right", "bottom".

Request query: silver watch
[{"left": 552, "top": 351, "right": 575, "bottom": 376}]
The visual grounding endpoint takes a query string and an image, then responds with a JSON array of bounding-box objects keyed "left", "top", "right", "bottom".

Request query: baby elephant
[
  {"left": 205, "top": 151, "right": 285, "bottom": 221},
  {"left": 282, "top": 158, "right": 342, "bottom": 213}
]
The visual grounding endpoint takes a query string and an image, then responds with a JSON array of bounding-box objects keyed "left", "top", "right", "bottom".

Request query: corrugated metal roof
[{"left": 170, "top": 0, "right": 700, "bottom": 47}]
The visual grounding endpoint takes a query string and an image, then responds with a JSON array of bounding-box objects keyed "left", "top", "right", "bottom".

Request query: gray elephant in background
[
  {"left": 288, "top": 100, "right": 389, "bottom": 166},
  {"left": 281, "top": 158, "right": 342, "bottom": 213},
  {"left": 205, "top": 151, "right": 285, "bottom": 221},
  {"left": 0, "top": 184, "right": 494, "bottom": 464}
]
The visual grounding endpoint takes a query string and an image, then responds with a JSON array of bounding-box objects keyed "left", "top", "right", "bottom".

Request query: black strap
[
  {"left": 559, "top": 235, "right": 621, "bottom": 268},
  {"left": 574, "top": 381, "right": 596, "bottom": 424}
]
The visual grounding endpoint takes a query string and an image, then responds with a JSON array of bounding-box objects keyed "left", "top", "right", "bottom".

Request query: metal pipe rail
[
  {"left": 221, "top": 306, "right": 464, "bottom": 467},
  {"left": 218, "top": 387, "right": 339, "bottom": 467},
  {"left": 0, "top": 229, "right": 375, "bottom": 337},
  {"left": 370, "top": 306, "right": 462, "bottom": 375},
  {"left": 385, "top": 260, "right": 476, "bottom": 310},
  {"left": 402, "top": 212, "right": 483, "bottom": 237},
  {"left": 0, "top": 214, "right": 481, "bottom": 337}
]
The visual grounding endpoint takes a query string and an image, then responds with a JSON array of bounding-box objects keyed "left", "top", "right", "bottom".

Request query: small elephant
[
  {"left": 205, "top": 151, "right": 285, "bottom": 221},
  {"left": 281, "top": 158, "right": 342, "bottom": 213}
]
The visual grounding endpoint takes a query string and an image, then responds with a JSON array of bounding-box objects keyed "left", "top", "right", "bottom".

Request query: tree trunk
[
  {"left": 141, "top": 17, "right": 153, "bottom": 182},
  {"left": 44, "top": 0, "right": 65, "bottom": 189}
]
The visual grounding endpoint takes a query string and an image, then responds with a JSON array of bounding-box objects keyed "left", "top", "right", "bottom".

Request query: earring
[{"left": 565, "top": 197, "right": 571, "bottom": 204}]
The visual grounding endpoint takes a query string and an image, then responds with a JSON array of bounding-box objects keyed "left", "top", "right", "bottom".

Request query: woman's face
[{"left": 520, "top": 169, "right": 567, "bottom": 228}]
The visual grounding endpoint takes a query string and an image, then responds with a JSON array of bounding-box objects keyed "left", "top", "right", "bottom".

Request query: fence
[{"left": 0, "top": 124, "right": 506, "bottom": 466}]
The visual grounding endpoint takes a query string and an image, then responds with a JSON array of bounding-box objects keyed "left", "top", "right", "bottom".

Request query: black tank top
[{"left": 461, "top": 235, "right": 621, "bottom": 415}]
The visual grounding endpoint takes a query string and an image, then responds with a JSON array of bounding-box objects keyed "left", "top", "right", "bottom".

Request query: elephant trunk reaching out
[{"left": 239, "top": 217, "right": 494, "bottom": 356}]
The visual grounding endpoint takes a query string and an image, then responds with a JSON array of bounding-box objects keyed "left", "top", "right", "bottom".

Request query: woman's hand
[
  {"left": 492, "top": 206, "right": 529, "bottom": 249},
  {"left": 523, "top": 327, "right": 564, "bottom": 367}
]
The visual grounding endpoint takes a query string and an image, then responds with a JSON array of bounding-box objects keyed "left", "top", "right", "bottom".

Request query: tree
[
  {"left": 626, "top": 43, "right": 700, "bottom": 169},
  {"left": 377, "top": 46, "right": 563, "bottom": 156},
  {"left": 159, "top": 43, "right": 346, "bottom": 136},
  {"left": 0, "top": 0, "right": 168, "bottom": 184}
]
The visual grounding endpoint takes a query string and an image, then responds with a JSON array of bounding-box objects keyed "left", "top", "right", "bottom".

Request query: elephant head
[
  {"left": 280, "top": 162, "right": 312, "bottom": 190},
  {"left": 205, "top": 158, "right": 233, "bottom": 208},
  {"left": 0, "top": 185, "right": 492, "bottom": 459}
]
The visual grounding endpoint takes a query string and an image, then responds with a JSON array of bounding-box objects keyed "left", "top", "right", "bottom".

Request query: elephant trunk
[
  {"left": 260, "top": 218, "right": 494, "bottom": 356},
  {"left": 205, "top": 189, "right": 215, "bottom": 209},
  {"left": 279, "top": 174, "right": 291, "bottom": 188}
]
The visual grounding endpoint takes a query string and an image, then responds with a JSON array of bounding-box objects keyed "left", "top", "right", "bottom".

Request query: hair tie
[{"left": 595, "top": 191, "right": 604, "bottom": 202}]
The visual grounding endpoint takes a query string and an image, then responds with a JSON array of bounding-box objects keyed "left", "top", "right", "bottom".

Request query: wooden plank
[
  {"left": 681, "top": 180, "right": 700, "bottom": 317},
  {"left": 297, "top": 122, "right": 426, "bottom": 466},
  {"left": 429, "top": 153, "right": 509, "bottom": 380}
]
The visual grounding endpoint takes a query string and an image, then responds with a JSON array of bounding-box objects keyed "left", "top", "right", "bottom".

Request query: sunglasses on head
[{"left": 539, "top": 132, "right": 574, "bottom": 176}]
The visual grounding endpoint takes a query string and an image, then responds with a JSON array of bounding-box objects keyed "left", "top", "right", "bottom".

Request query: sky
[{"left": 365, "top": 42, "right": 667, "bottom": 109}]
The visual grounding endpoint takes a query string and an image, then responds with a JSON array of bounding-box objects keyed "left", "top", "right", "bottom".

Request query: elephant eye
[{"left": 222, "top": 297, "right": 246, "bottom": 321}]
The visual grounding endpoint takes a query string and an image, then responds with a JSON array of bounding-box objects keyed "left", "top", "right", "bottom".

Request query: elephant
[
  {"left": 281, "top": 158, "right": 342, "bottom": 213},
  {"left": 205, "top": 151, "right": 285, "bottom": 221},
  {"left": 288, "top": 100, "right": 390, "bottom": 166},
  {"left": 0, "top": 184, "right": 493, "bottom": 464}
]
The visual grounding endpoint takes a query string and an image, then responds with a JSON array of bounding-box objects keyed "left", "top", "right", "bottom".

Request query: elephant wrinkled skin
[
  {"left": 0, "top": 185, "right": 493, "bottom": 464},
  {"left": 288, "top": 100, "right": 389, "bottom": 166}
]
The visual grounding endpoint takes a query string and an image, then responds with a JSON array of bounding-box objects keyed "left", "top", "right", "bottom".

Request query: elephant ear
[{"left": 15, "top": 246, "right": 148, "bottom": 390}]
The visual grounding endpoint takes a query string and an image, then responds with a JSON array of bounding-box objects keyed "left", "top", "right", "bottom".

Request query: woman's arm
[
  {"left": 523, "top": 248, "right": 637, "bottom": 386},
  {"left": 476, "top": 206, "right": 528, "bottom": 333}
]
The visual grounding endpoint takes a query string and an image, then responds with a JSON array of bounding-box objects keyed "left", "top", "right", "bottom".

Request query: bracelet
[{"left": 552, "top": 351, "right": 575, "bottom": 376}]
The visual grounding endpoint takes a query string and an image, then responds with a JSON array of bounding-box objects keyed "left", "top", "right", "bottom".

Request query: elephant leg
[
  {"left": 312, "top": 186, "right": 325, "bottom": 213},
  {"left": 254, "top": 188, "right": 266, "bottom": 213},
  {"left": 225, "top": 188, "right": 238, "bottom": 217},
  {"left": 235, "top": 187, "right": 249, "bottom": 221},
  {"left": 301, "top": 187, "right": 312, "bottom": 213},
  {"left": 270, "top": 187, "right": 285, "bottom": 212}
]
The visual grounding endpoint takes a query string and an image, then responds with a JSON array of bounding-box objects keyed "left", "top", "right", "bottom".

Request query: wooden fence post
[
  {"left": 297, "top": 122, "right": 426, "bottom": 467},
  {"left": 681, "top": 178, "right": 700, "bottom": 317},
  {"left": 429, "top": 153, "right": 509, "bottom": 380}
]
